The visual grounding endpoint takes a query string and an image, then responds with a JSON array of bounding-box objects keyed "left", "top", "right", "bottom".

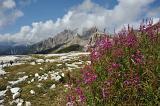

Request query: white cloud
[
  {"left": 2, "top": 0, "right": 16, "bottom": 9},
  {"left": 0, "top": 0, "right": 23, "bottom": 28},
  {"left": 0, "top": 0, "right": 158, "bottom": 45},
  {"left": 147, "top": 6, "right": 160, "bottom": 17}
]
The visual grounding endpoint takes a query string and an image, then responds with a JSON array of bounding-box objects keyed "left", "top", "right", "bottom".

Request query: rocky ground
[{"left": 0, "top": 52, "right": 90, "bottom": 106}]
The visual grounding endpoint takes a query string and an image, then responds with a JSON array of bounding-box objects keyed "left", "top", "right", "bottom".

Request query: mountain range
[{"left": 0, "top": 27, "right": 101, "bottom": 55}]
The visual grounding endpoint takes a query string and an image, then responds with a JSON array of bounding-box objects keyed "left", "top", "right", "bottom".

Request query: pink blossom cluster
[
  {"left": 75, "top": 87, "right": 85, "bottom": 102},
  {"left": 123, "top": 73, "right": 140, "bottom": 87},
  {"left": 81, "top": 65, "right": 97, "bottom": 84},
  {"left": 107, "top": 63, "right": 120, "bottom": 72},
  {"left": 131, "top": 50, "right": 144, "bottom": 64}
]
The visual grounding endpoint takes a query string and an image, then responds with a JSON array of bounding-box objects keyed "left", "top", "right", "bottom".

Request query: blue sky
[
  {"left": 0, "top": 0, "right": 119, "bottom": 34},
  {"left": 0, "top": 0, "right": 159, "bottom": 44}
]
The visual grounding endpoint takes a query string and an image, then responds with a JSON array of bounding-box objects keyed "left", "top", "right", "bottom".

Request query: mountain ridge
[{"left": 0, "top": 27, "right": 100, "bottom": 55}]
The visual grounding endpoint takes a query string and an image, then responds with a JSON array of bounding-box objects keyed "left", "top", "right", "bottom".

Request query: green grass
[
  {"left": 56, "top": 44, "right": 83, "bottom": 53},
  {"left": 0, "top": 54, "right": 89, "bottom": 106}
]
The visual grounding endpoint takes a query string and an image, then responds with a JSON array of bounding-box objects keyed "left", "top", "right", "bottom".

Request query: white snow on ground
[{"left": 8, "top": 76, "right": 28, "bottom": 86}]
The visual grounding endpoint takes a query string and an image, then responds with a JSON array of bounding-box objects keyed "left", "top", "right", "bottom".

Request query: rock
[
  {"left": 45, "top": 59, "right": 55, "bottom": 62},
  {"left": 0, "top": 69, "right": 6, "bottom": 76},
  {"left": 55, "top": 75, "right": 61, "bottom": 81},
  {"left": 56, "top": 64, "right": 62, "bottom": 66},
  {"left": 25, "top": 101, "right": 31, "bottom": 106},
  {"left": 17, "top": 72, "right": 26, "bottom": 75},
  {"left": 66, "top": 102, "right": 74, "bottom": 106},
  {"left": 12, "top": 98, "right": 24, "bottom": 104},
  {"left": 50, "top": 84, "right": 56, "bottom": 89},
  {"left": 9, "top": 76, "right": 28, "bottom": 86},
  {"left": 54, "top": 72, "right": 59, "bottom": 75},
  {"left": 10, "top": 87, "right": 21, "bottom": 94},
  {"left": 61, "top": 73, "right": 64, "bottom": 77},
  {"left": 35, "top": 73, "right": 39, "bottom": 77},
  {"left": 74, "top": 62, "right": 83, "bottom": 65},
  {"left": 39, "top": 68, "right": 43, "bottom": 70},
  {"left": 86, "top": 61, "right": 91, "bottom": 65},
  {"left": 38, "top": 78, "right": 42, "bottom": 82},
  {"left": 0, "top": 99, "right": 4, "bottom": 104},
  {"left": 65, "top": 63, "right": 79, "bottom": 68},
  {"left": 45, "top": 59, "right": 50, "bottom": 62},
  {"left": 37, "top": 83, "right": 42, "bottom": 88},
  {"left": 31, "top": 78, "right": 34, "bottom": 83},
  {"left": 27, "top": 81, "right": 31, "bottom": 84},
  {"left": 16, "top": 98, "right": 24, "bottom": 104},
  {"left": 36, "top": 59, "right": 44, "bottom": 63},
  {"left": 30, "top": 90, "right": 35, "bottom": 95},
  {"left": 50, "top": 73, "right": 61, "bottom": 81},
  {"left": 6, "top": 86, "right": 11, "bottom": 90},
  {"left": 13, "top": 92, "right": 20, "bottom": 99},
  {"left": 0, "top": 90, "right": 6, "bottom": 100},
  {"left": 43, "top": 77, "right": 48, "bottom": 80},
  {"left": 17, "top": 102, "right": 23, "bottom": 106},
  {"left": 30, "top": 62, "right": 35, "bottom": 65}
]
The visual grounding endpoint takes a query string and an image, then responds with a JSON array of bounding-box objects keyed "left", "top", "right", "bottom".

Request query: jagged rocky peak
[
  {"left": 81, "top": 27, "right": 98, "bottom": 39},
  {"left": 28, "top": 29, "right": 80, "bottom": 53}
]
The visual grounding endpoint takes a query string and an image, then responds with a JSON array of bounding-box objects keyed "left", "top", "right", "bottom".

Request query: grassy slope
[{"left": 1, "top": 54, "right": 89, "bottom": 106}]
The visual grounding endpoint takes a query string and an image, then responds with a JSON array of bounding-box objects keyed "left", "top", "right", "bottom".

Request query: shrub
[{"left": 66, "top": 20, "right": 160, "bottom": 105}]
